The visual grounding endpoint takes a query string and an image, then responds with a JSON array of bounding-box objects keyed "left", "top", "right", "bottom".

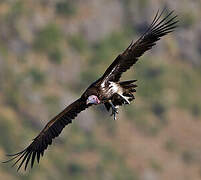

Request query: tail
[{"left": 119, "top": 80, "right": 137, "bottom": 103}]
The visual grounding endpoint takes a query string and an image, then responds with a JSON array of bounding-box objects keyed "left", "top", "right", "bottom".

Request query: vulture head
[{"left": 86, "top": 95, "right": 100, "bottom": 105}]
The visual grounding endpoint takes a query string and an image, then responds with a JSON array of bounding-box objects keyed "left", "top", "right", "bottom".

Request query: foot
[{"left": 109, "top": 102, "right": 118, "bottom": 120}]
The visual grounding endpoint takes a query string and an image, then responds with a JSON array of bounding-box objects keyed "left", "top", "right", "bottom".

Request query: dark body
[
  {"left": 82, "top": 77, "right": 137, "bottom": 108},
  {"left": 3, "top": 9, "right": 178, "bottom": 171}
]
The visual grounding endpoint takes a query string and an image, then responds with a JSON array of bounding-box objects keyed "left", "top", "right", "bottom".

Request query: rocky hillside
[{"left": 0, "top": 0, "right": 201, "bottom": 180}]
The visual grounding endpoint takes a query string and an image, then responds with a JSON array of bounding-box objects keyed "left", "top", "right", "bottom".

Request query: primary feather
[
  {"left": 101, "top": 9, "right": 178, "bottom": 83},
  {"left": 3, "top": 98, "right": 91, "bottom": 171}
]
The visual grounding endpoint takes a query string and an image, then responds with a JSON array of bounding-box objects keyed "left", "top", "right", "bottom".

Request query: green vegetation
[
  {"left": 181, "top": 12, "right": 196, "bottom": 28},
  {"left": 79, "top": 29, "right": 134, "bottom": 86},
  {"left": 182, "top": 150, "right": 195, "bottom": 164},
  {"left": 28, "top": 68, "right": 45, "bottom": 85},
  {"left": 34, "top": 24, "right": 62, "bottom": 53},
  {"left": 165, "top": 138, "right": 178, "bottom": 152},
  {"left": 0, "top": 116, "right": 16, "bottom": 152},
  {"left": 11, "top": 1, "right": 24, "bottom": 16},
  {"left": 91, "top": 29, "right": 133, "bottom": 64},
  {"left": 48, "top": 48, "right": 63, "bottom": 64},
  {"left": 68, "top": 34, "right": 89, "bottom": 54},
  {"left": 55, "top": 1, "right": 76, "bottom": 16},
  {"left": 33, "top": 23, "right": 64, "bottom": 64},
  {"left": 134, "top": 59, "right": 166, "bottom": 99},
  {"left": 149, "top": 159, "right": 163, "bottom": 172}
]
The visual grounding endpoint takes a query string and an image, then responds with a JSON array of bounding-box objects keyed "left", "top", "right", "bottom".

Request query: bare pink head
[{"left": 86, "top": 95, "right": 100, "bottom": 105}]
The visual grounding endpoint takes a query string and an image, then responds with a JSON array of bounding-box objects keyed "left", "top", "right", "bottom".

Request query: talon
[{"left": 113, "top": 113, "right": 116, "bottom": 120}]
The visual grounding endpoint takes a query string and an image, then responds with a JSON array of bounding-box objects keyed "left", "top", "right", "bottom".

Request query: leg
[{"left": 109, "top": 101, "right": 118, "bottom": 120}]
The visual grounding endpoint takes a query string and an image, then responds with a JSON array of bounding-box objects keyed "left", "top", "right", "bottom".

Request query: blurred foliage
[
  {"left": 48, "top": 48, "right": 63, "bottom": 64},
  {"left": 34, "top": 24, "right": 62, "bottom": 53},
  {"left": 28, "top": 68, "right": 45, "bottom": 85},
  {"left": 0, "top": 116, "right": 16, "bottom": 152},
  {"left": 55, "top": 1, "right": 76, "bottom": 17},
  {"left": 182, "top": 150, "right": 195, "bottom": 164},
  {"left": 134, "top": 59, "right": 166, "bottom": 99},
  {"left": 149, "top": 159, "right": 162, "bottom": 172},
  {"left": 165, "top": 138, "right": 178, "bottom": 152},
  {"left": 11, "top": 1, "right": 24, "bottom": 17},
  {"left": 90, "top": 29, "right": 133, "bottom": 64},
  {"left": 79, "top": 28, "right": 134, "bottom": 87},
  {"left": 68, "top": 34, "right": 89, "bottom": 54},
  {"left": 181, "top": 12, "right": 196, "bottom": 28}
]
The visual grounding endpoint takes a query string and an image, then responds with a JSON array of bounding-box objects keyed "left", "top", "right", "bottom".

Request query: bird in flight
[{"left": 3, "top": 9, "right": 178, "bottom": 171}]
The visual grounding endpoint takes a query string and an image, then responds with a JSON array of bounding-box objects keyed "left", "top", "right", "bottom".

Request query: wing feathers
[
  {"left": 3, "top": 98, "right": 90, "bottom": 171},
  {"left": 101, "top": 9, "right": 178, "bottom": 82}
]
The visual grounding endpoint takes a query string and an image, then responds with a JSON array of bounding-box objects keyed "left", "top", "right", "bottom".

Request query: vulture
[{"left": 3, "top": 9, "right": 178, "bottom": 171}]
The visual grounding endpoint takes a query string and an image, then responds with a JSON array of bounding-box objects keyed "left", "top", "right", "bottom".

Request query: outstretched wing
[
  {"left": 3, "top": 97, "right": 90, "bottom": 171},
  {"left": 101, "top": 9, "right": 178, "bottom": 83}
]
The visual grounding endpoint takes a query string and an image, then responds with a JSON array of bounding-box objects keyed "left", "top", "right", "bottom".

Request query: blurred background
[{"left": 0, "top": 0, "right": 201, "bottom": 179}]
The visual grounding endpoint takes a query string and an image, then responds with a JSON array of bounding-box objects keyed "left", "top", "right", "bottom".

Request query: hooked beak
[{"left": 86, "top": 99, "right": 91, "bottom": 105}]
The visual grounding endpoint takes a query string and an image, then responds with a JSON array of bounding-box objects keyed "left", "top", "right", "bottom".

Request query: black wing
[
  {"left": 101, "top": 9, "right": 178, "bottom": 83},
  {"left": 3, "top": 98, "right": 90, "bottom": 171}
]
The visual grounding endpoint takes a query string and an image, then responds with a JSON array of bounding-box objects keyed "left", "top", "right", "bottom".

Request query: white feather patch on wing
[
  {"left": 101, "top": 81, "right": 105, "bottom": 88},
  {"left": 109, "top": 81, "right": 119, "bottom": 94}
]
